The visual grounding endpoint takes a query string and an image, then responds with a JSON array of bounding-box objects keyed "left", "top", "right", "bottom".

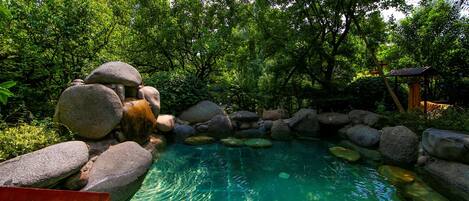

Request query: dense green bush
[
  {"left": 144, "top": 72, "right": 210, "bottom": 115},
  {"left": 346, "top": 77, "right": 407, "bottom": 112},
  {"left": 378, "top": 107, "right": 469, "bottom": 135},
  {"left": 0, "top": 119, "right": 73, "bottom": 161}
]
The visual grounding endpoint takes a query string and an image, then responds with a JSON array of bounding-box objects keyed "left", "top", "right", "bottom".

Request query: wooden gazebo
[{"left": 388, "top": 67, "right": 437, "bottom": 113}]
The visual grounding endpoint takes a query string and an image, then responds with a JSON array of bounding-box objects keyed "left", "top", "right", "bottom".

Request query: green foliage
[
  {"left": 0, "top": 118, "right": 73, "bottom": 161},
  {"left": 0, "top": 0, "right": 120, "bottom": 117},
  {"left": 0, "top": 81, "right": 15, "bottom": 105},
  {"left": 381, "top": 0, "right": 468, "bottom": 105},
  {"left": 144, "top": 71, "right": 210, "bottom": 115},
  {"left": 378, "top": 107, "right": 469, "bottom": 135},
  {"left": 346, "top": 77, "right": 407, "bottom": 111}
]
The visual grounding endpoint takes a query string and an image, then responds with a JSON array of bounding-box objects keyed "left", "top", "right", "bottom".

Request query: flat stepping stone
[
  {"left": 184, "top": 136, "right": 215, "bottom": 145},
  {"left": 329, "top": 146, "right": 360, "bottom": 162},
  {"left": 244, "top": 138, "right": 272, "bottom": 148},
  {"left": 378, "top": 165, "right": 415, "bottom": 184},
  {"left": 221, "top": 138, "right": 245, "bottom": 147}
]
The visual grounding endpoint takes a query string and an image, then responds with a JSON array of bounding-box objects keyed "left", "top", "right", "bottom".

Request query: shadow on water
[{"left": 131, "top": 141, "right": 401, "bottom": 201}]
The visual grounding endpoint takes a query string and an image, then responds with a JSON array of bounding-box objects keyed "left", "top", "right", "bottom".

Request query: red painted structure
[{"left": 0, "top": 187, "right": 110, "bottom": 201}]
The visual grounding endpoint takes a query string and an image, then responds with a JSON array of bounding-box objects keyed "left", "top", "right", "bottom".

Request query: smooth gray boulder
[
  {"left": 422, "top": 128, "right": 469, "bottom": 164},
  {"left": 84, "top": 61, "right": 142, "bottom": 86},
  {"left": 317, "top": 112, "right": 350, "bottom": 126},
  {"left": 348, "top": 110, "right": 382, "bottom": 127},
  {"left": 421, "top": 158, "right": 469, "bottom": 201},
  {"left": 173, "top": 124, "right": 196, "bottom": 143},
  {"left": 288, "top": 109, "right": 319, "bottom": 137},
  {"left": 82, "top": 141, "right": 152, "bottom": 201},
  {"left": 178, "top": 100, "right": 225, "bottom": 124},
  {"left": 380, "top": 126, "right": 419, "bottom": 166},
  {"left": 137, "top": 86, "right": 160, "bottom": 119},
  {"left": 230, "top": 111, "right": 259, "bottom": 122},
  {"left": 0, "top": 141, "right": 89, "bottom": 187},
  {"left": 207, "top": 114, "right": 233, "bottom": 139},
  {"left": 156, "top": 114, "right": 175, "bottom": 132},
  {"left": 55, "top": 84, "right": 123, "bottom": 139},
  {"left": 234, "top": 128, "right": 265, "bottom": 138},
  {"left": 271, "top": 120, "right": 293, "bottom": 140},
  {"left": 346, "top": 125, "right": 380, "bottom": 147}
]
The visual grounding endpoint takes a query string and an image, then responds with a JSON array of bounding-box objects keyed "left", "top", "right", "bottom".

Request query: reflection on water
[{"left": 131, "top": 141, "right": 401, "bottom": 201}]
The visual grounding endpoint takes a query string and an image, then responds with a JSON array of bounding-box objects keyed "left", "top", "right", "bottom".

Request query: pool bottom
[{"left": 131, "top": 140, "right": 401, "bottom": 201}]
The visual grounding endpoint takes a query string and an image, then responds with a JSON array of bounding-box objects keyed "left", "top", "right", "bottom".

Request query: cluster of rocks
[
  {"left": 322, "top": 109, "right": 468, "bottom": 201},
  {"left": 172, "top": 101, "right": 324, "bottom": 148},
  {"left": 0, "top": 62, "right": 172, "bottom": 201}
]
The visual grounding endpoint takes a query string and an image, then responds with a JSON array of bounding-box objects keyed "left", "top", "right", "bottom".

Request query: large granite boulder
[
  {"left": 178, "top": 100, "right": 225, "bottom": 124},
  {"left": 173, "top": 124, "right": 196, "bottom": 143},
  {"left": 230, "top": 111, "right": 259, "bottom": 122},
  {"left": 271, "top": 120, "right": 293, "bottom": 140},
  {"left": 84, "top": 61, "right": 142, "bottom": 86},
  {"left": 121, "top": 99, "right": 157, "bottom": 144},
  {"left": 156, "top": 114, "right": 175, "bottom": 132},
  {"left": 55, "top": 84, "right": 123, "bottom": 139},
  {"left": 207, "top": 115, "right": 233, "bottom": 139},
  {"left": 86, "top": 138, "right": 119, "bottom": 157},
  {"left": 0, "top": 141, "right": 89, "bottom": 187},
  {"left": 137, "top": 86, "right": 160, "bottom": 119},
  {"left": 262, "top": 109, "right": 289, "bottom": 120},
  {"left": 380, "top": 126, "right": 419, "bottom": 166},
  {"left": 421, "top": 158, "right": 469, "bottom": 201},
  {"left": 82, "top": 141, "right": 152, "bottom": 201},
  {"left": 348, "top": 110, "right": 382, "bottom": 127},
  {"left": 422, "top": 128, "right": 469, "bottom": 164},
  {"left": 317, "top": 112, "right": 350, "bottom": 126},
  {"left": 346, "top": 125, "right": 380, "bottom": 147},
  {"left": 288, "top": 109, "right": 319, "bottom": 137}
]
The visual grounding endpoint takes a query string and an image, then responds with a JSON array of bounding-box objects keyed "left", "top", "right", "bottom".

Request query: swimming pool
[{"left": 131, "top": 140, "right": 401, "bottom": 201}]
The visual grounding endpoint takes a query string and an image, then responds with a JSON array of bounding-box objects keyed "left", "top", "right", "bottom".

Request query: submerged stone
[
  {"left": 278, "top": 172, "right": 290, "bottom": 179},
  {"left": 404, "top": 179, "right": 448, "bottom": 201},
  {"left": 244, "top": 138, "right": 272, "bottom": 148},
  {"left": 378, "top": 165, "right": 415, "bottom": 185},
  {"left": 329, "top": 146, "right": 360, "bottom": 162},
  {"left": 184, "top": 136, "right": 215, "bottom": 145},
  {"left": 221, "top": 138, "right": 245, "bottom": 147}
]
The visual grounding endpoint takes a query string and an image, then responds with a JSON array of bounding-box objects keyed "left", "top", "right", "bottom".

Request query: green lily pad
[
  {"left": 329, "top": 146, "right": 360, "bottom": 162},
  {"left": 244, "top": 138, "right": 272, "bottom": 148},
  {"left": 378, "top": 165, "right": 415, "bottom": 184}
]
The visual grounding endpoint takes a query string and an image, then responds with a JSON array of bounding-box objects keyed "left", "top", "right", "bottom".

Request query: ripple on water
[{"left": 131, "top": 142, "right": 402, "bottom": 201}]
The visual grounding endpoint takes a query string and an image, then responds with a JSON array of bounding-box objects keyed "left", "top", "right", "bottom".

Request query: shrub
[
  {"left": 378, "top": 107, "right": 469, "bottom": 135},
  {"left": 144, "top": 72, "right": 210, "bottom": 115},
  {"left": 0, "top": 118, "right": 73, "bottom": 162},
  {"left": 346, "top": 77, "right": 407, "bottom": 112}
]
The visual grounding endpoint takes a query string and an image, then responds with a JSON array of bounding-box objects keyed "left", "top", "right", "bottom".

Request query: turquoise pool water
[{"left": 131, "top": 140, "right": 401, "bottom": 201}]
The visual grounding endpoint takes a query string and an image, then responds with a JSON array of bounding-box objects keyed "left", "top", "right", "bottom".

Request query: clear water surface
[{"left": 131, "top": 140, "right": 401, "bottom": 201}]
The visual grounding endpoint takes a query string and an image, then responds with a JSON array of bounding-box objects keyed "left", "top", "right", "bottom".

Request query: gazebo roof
[{"left": 388, "top": 67, "right": 436, "bottom": 77}]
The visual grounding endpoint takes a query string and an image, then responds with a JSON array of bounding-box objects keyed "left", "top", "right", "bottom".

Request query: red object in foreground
[{"left": 0, "top": 186, "right": 111, "bottom": 201}]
